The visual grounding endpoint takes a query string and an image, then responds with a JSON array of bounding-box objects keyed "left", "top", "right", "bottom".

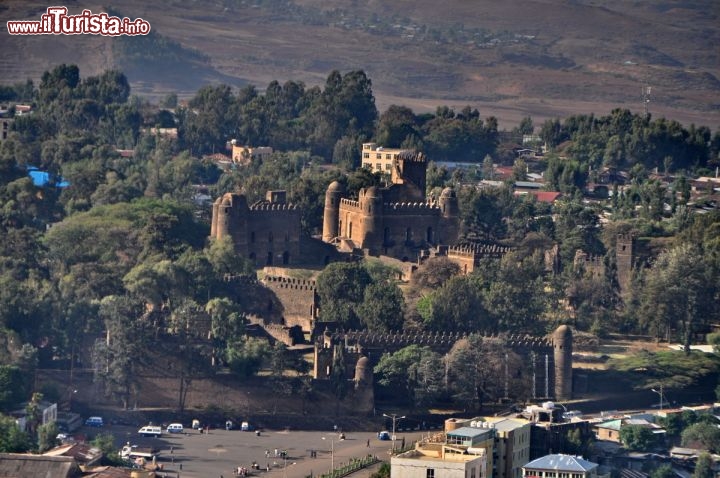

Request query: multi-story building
[
  {"left": 445, "top": 417, "right": 531, "bottom": 478},
  {"left": 361, "top": 142, "right": 409, "bottom": 174},
  {"left": 392, "top": 426, "right": 492, "bottom": 478}
]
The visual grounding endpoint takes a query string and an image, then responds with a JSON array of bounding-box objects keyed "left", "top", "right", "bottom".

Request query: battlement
[
  {"left": 381, "top": 202, "right": 441, "bottom": 216},
  {"left": 448, "top": 243, "right": 513, "bottom": 258},
  {"left": 248, "top": 203, "right": 300, "bottom": 211},
  {"left": 320, "top": 330, "right": 552, "bottom": 350},
  {"left": 263, "top": 275, "right": 317, "bottom": 291},
  {"left": 340, "top": 198, "right": 361, "bottom": 209},
  {"left": 397, "top": 150, "right": 426, "bottom": 163}
]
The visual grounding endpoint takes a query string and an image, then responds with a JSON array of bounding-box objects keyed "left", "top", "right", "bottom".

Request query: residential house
[
  {"left": 0, "top": 453, "right": 80, "bottom": 478},
  {"left": 523, "top": 454, "right": 604, "bottom": 478}
]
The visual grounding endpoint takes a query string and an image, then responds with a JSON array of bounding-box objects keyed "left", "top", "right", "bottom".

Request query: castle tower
[
  {"left": 211, "top": 193, "right": 249, "bottom": 254},
  {"left": 322, "top": 181, "right": 345, "bottom": 242},
  {"left": 359, "top": 186, "right": 383, "bottom": 252},
  {"left": 616, "top": 233, "right": 634, "bottom": 300},
  {"left": 553, "top": 325, "right": 573, "bottom": 400},
  {"left": 439, "top": 187, "right": 460, "bottom": 244}
]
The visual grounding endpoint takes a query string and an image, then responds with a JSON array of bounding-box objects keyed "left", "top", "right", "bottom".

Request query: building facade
[
  {"left": 361, "top": 142, "right": 408, "bottom": 174},
  {"left": 392, "top": 427, "right": 491, "bottom": 478},
  {"left": 210, "top": 190, "right": 301, "bottom": 266}
]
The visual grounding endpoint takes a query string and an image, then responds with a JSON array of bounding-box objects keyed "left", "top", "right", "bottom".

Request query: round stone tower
[
  {"left": 439, "top": 187, "right": 460, "bottom": 244},
  {"left": 322, "top": 181, "right": 345, "bottom": 242},
  {"left": 360, "top": 186, "right": 383, "bottom": 252},
  {"left": 553, "top": 325, "right": 573, "bottom": 400}
]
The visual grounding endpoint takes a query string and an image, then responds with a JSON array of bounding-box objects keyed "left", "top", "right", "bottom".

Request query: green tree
[
  {"left": 226, "top": 337, "right": 268, "bottom": 378},
  {"left": 682, "top": 422, "right": 720, "bottom": 453},
  {"left": 638, "top": 244, "right": 717, "bottom": 351},
  {"left": 374, "top": 345, "right": 444, "bottom": 408},
  {"left": 619, "top": 425, "right": 657, "bottom": 451},
  {"left": 693, "top": 452, "right": 714, "bottom": 478},
  {"left": 0, "top": 414, "right": 30, "bottom": 452},
  {"left": 316, "top": 262, "right": 372, "bottom": 328},
  {"left": 650, "top": 464, "right": 675, "bottom": 478},
  {"left": 37, "top": 422, "right": 59, "bottom": 453},
  {"left": 357, "top": 281, "right": 405, "bottom": 332},
  {"left": 329, "top": 345, "right": 348, "bottom": 414}
]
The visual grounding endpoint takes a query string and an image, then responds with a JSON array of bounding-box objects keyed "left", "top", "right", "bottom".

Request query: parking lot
[{"left": 81, "top": 424, "right": 426, "bottom": 477}]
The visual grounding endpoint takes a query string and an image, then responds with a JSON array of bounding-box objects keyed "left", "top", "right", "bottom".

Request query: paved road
[{"left": 82, "top": 425, "right": 427, "bottom": 478}]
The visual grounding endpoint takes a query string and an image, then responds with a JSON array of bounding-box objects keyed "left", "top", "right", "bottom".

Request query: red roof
[{"left": 515, "top": 191, "right": 562, "bottom": 203}]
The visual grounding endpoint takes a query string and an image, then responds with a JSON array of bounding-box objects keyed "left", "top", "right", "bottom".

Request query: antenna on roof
[{"left": 642, "top": 86, "right": 652, "bottom": 117}]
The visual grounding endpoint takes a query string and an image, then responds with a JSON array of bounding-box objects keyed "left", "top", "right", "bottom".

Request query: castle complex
[{"left": 322, "top": 150, "right": 462, "bottom": 260}]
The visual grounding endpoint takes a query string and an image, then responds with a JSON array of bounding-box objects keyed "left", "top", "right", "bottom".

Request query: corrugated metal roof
[{"left": 524, "top": 454, "right": 598, "bottom": 472}]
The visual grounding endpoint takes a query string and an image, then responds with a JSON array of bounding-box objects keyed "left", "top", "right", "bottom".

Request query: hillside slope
[{"left": 2, "top": 0, "right": 719, "bottom": 128}]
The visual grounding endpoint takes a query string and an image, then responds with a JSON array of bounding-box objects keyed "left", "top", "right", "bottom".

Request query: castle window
[
  {"left": 426, "top": 469, "right": 435, "bottom": 478},
  {"left": 348, "top": 222, "right": 353, "bottom": 238},
  {"left": 622, "top": 245, "right": 626, "bottom": 251},
  {"left": 426, "top": 227, "right": 433, "bottom": 243},
  {"left": 251, "top": 232, "right": 255, "bottom": 243},
  {"left": 405, "top": 227, "right": 412, "bottom": 243}
]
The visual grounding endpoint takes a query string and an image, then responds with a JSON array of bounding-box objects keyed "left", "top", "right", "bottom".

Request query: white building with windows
[
  {"left": 391, "top": 427, "right": 492, "bottom": 478},
  {"left": 361, "top": 142, "right": 410, "bottom": 174}
]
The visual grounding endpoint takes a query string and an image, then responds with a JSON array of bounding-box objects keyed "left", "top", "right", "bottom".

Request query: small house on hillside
[{"left": 523, "top": 454, "right": 605, "bottom": 478}]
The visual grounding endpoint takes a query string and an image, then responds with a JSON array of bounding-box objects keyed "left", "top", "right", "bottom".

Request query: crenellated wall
[
  {"left": 313, "top": 327, "right": 570, "bottom": 400},
  {"left": 261, "top": 275, "right": 318, "bottom": 332}
]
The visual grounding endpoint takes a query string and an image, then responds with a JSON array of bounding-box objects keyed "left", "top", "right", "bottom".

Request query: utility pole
[{"left": 383, "top": 413, "right": 405, "bottom": 453}]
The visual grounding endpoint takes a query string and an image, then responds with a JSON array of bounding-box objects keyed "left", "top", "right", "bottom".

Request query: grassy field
[{"left": 2, "top": 0, "right": 719, "bottom": 129}]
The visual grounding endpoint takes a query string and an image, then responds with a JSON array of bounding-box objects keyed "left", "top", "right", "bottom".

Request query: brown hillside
[{"left": 1, "top": 0, "right": 719, "bottom": 129}]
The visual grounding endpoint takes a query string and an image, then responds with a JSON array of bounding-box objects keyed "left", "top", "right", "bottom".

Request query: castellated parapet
[
  {"left": 445, "top": 243, "right": 513, "bottom": 274},
  {"left": 313, "top": 326, "right": 572, "bottom": 400},
  {"left": 211, "top": 191, "right": 302, "bottom": 267}
]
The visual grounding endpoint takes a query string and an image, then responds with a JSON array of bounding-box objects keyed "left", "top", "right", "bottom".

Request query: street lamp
[
  {"left": 382, "top": 413, "right": 405, "bottom": 453},
  {"left": 322, "top": 436, "right": 334, "bottom": 473},
  {"left": 651, "top": 384, "right": 665, "bottom": 410}
]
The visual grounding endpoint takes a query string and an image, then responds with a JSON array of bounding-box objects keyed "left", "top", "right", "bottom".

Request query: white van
[
  {"left": 166, "top": 423, "right": 184, "bottom": 434},
  {"left": 138, "top": 425, "right": 162, "bottom": 437},
  {"left": 85, "top": 416, "right": 104, "bottom": 427}
]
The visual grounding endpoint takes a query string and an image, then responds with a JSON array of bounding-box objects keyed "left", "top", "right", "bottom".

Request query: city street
[{"left": 93, "top": 425, "right": 427, "bottom": 478}]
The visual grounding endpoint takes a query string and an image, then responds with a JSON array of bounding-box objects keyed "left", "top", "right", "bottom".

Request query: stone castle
[{"left": 322, "top": 150, "right": 462, "bottom": 260}]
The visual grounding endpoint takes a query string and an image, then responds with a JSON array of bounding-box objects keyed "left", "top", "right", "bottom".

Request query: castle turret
[
  {"left": 322, "top": 181, "right": 345, "bottom": 242},
  {"left": 211, "top": 193, "right": 249, "bottom": 254},
  {"left": 553, "top": 325, "right": 573, "bottom": 400},
  {"left": 439, "top": 187, "right": 460, "bottom": 244},
  {"left": 359, "top": 186, "right": 383, "bottom": 252}
]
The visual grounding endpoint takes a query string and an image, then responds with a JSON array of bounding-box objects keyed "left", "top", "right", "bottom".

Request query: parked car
[
  {"left": 85, "top": 417, "right": 104, "bottom": 427},
  {"left": 241, "top": 421, "right": 251, "bottom": 431},
  {"left": 377, "top": 430, "right": 390, "bottom": 441},
  {"left": 138, "top": 425, "right": 162, "bottom": 437},
  {"left": 166, "top": 423, "right": 184, "bottom": 433}
]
